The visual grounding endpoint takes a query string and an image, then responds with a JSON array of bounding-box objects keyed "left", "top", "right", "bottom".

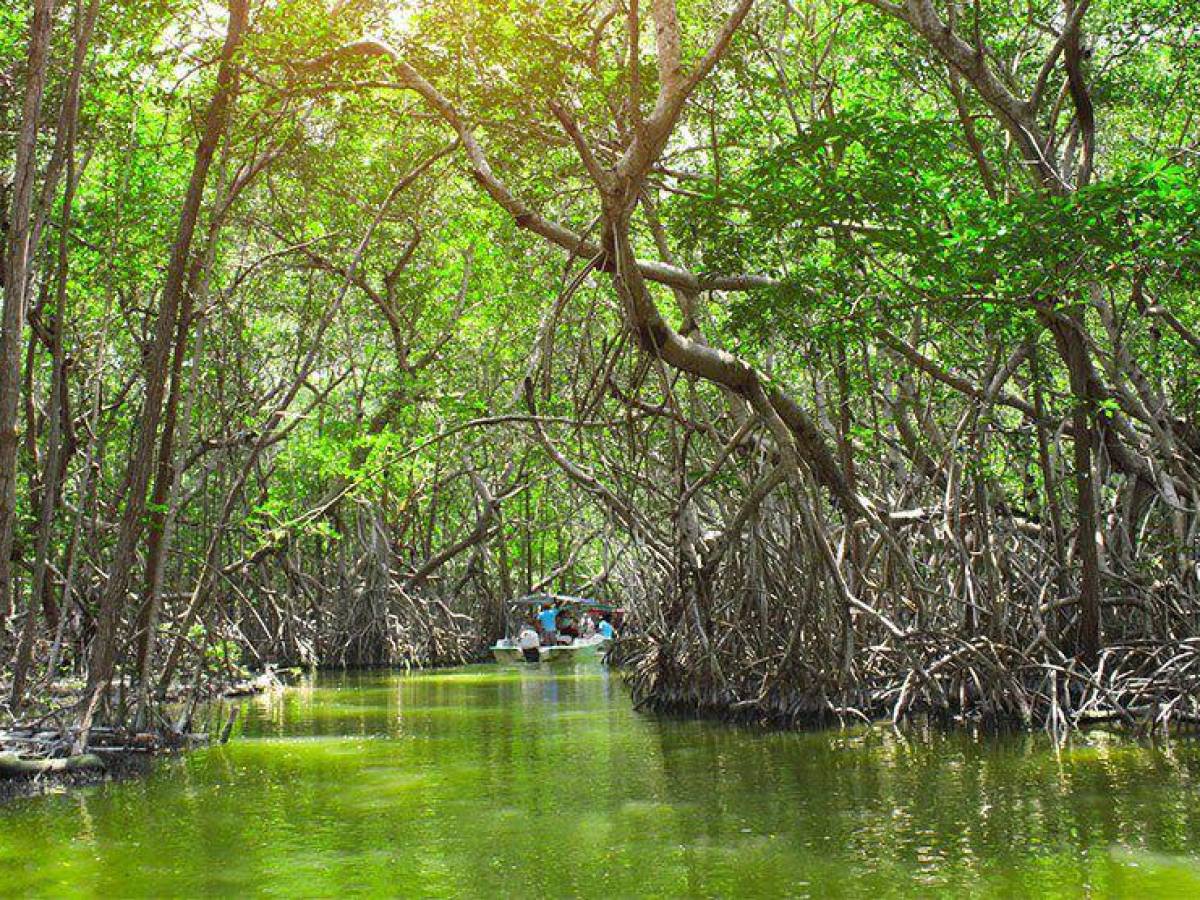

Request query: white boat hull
[
  {"left": 491, "top": 634, "right": 609, "bottom": 665},
  {"left": 492, "top": 645, "right": 537, "bottom": 664}
]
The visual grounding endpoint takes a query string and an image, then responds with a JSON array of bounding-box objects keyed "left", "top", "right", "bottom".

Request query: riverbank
[
  {"left": 614, "top": 634, "right": 1200, "bottom": 737},
  {"left": 0, "top": 745, "right": 156, "bottom": 803},
  {"left": 0, "top": 666, "right": 293, "bottom": 801}
]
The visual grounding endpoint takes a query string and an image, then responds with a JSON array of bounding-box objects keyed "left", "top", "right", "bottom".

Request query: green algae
[{"left": 0, "top": 665, "right": 1197, "bottom": 897}]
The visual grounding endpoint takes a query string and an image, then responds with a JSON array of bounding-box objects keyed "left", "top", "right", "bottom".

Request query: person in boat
[
  {"left": 537, "top": 602, "right": 559, "bottom": 646},
  {"left": 580, "top": 613, "right": 596, "bottom": 638},
  {"left": 516, "top": 623, "right": 541, "bottom": 662},
  {"left": 598, "top": 615, "right": 615, "bottom": 640},
  {"left": 558, "top": 608, "right": 579, "bottom": 641}
]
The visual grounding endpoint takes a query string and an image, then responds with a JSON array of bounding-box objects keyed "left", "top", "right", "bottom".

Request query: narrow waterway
[{"left": 1, "top": 666, "right": 1198, "bottom": 897}]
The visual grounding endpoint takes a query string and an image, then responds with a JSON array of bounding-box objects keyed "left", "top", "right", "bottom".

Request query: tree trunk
[
  {"left": 0, "top": 0, "right": 57, "bottom": 627},
  {"left": 10, "top": 0, "right": 100, "bottom": 706},
  {"left": 1045, "top": 309, "right": 1103, "bottom": 665}
]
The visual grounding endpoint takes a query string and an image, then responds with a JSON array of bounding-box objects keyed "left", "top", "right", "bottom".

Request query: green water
[{"left": 1, "top": 667, "right": 1198, "bottom": 897}]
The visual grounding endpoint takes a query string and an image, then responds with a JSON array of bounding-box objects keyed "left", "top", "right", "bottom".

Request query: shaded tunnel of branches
[{"left": 0, "top": 0, "right": 1197, "bottom": 743}]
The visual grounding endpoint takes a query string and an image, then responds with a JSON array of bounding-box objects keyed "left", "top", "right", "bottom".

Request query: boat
[
  {"left": 491, "top": 632, "right": 609, "bottom": 665},
  {"left": 490, "top": 593, "right": 620, "bottom": 665}
]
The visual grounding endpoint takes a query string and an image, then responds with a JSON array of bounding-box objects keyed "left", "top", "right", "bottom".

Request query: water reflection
[{"left": 0, "top": 665, "right": 1197, "bottom": 897}]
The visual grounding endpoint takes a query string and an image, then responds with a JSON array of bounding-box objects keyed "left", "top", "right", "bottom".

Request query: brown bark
[
  {"left": 10, "top": 0, "right": 101, "bottom": 706},
  {"left": 1043, "top": 308, "right": 1102, "bottom": 664},
  {"left": 134, "top": 139, "right": 284, "bottom": 725},
  {"left": 0, "top": 0, "right": 57, "bottom": 627}
]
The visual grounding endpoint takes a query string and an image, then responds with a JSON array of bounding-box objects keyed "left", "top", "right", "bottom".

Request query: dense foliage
[{"left": 1, "top": 0, "right": 1197, "bottom": 739}]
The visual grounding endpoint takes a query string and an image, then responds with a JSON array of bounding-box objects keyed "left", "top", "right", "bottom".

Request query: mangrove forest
[{"left": 1, "top": 0, "right": 1199, "bottom": 893}]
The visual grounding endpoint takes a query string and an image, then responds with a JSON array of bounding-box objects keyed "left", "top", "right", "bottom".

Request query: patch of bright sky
[
  {"left": 385, "top": 1, "right": 416, "bottom": 33},
  {"left": 330, "top": 0, "right": 416, "bottom": 36}
]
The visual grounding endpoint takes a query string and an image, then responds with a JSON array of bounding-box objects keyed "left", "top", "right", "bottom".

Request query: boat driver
[{"left": 537, "top": 602, "right": 559, "bottom": 646}]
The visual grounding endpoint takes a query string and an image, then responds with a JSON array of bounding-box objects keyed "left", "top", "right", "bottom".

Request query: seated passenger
[
  {"left": 559, "top": 613, "right": 580, "bottom": 640},
  {"left": 517, "top": 625, "right": 541, "bottom": 662}
]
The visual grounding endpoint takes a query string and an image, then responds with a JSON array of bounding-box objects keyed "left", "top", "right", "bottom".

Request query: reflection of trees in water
[
  {"left": 3, "top": 668, "right": 1197, "bottom": 896},
  {"left": 647, "top": 720, "right": 1200, "bottom": 892}
]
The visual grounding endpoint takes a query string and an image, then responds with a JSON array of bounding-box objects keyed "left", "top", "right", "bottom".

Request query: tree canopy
[{"left": 1, "top": 0, "right": 1198, "bottom": 736}]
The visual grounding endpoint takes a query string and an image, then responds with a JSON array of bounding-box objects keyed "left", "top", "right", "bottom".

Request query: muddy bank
[
  {"left": 0, "top": 748, "right": 156, "bottom": 803},
  {"left": 0, "top": 666, "right": 295, "bottom": 803}
]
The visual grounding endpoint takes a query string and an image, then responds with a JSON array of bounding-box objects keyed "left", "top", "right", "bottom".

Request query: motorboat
[
  {"left": 490, "top": 631, "right": 609, "bottom": 664},
  {"left": 490, "top": 593, "right": 620, "bottom": 665}
]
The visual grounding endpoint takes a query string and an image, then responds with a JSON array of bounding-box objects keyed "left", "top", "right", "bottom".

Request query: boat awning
[{"left": 508, "top": 593, "right": 618, "bottom": 612}]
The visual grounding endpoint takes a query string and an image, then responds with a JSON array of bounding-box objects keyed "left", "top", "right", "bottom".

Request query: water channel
[{"left": 1, "top": 666, "right": 1198, "bottom": 896}]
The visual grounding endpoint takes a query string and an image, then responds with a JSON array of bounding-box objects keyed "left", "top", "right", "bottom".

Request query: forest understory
[{"left": 0, "top": 0, "right": 1198, "bottom": 760}]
